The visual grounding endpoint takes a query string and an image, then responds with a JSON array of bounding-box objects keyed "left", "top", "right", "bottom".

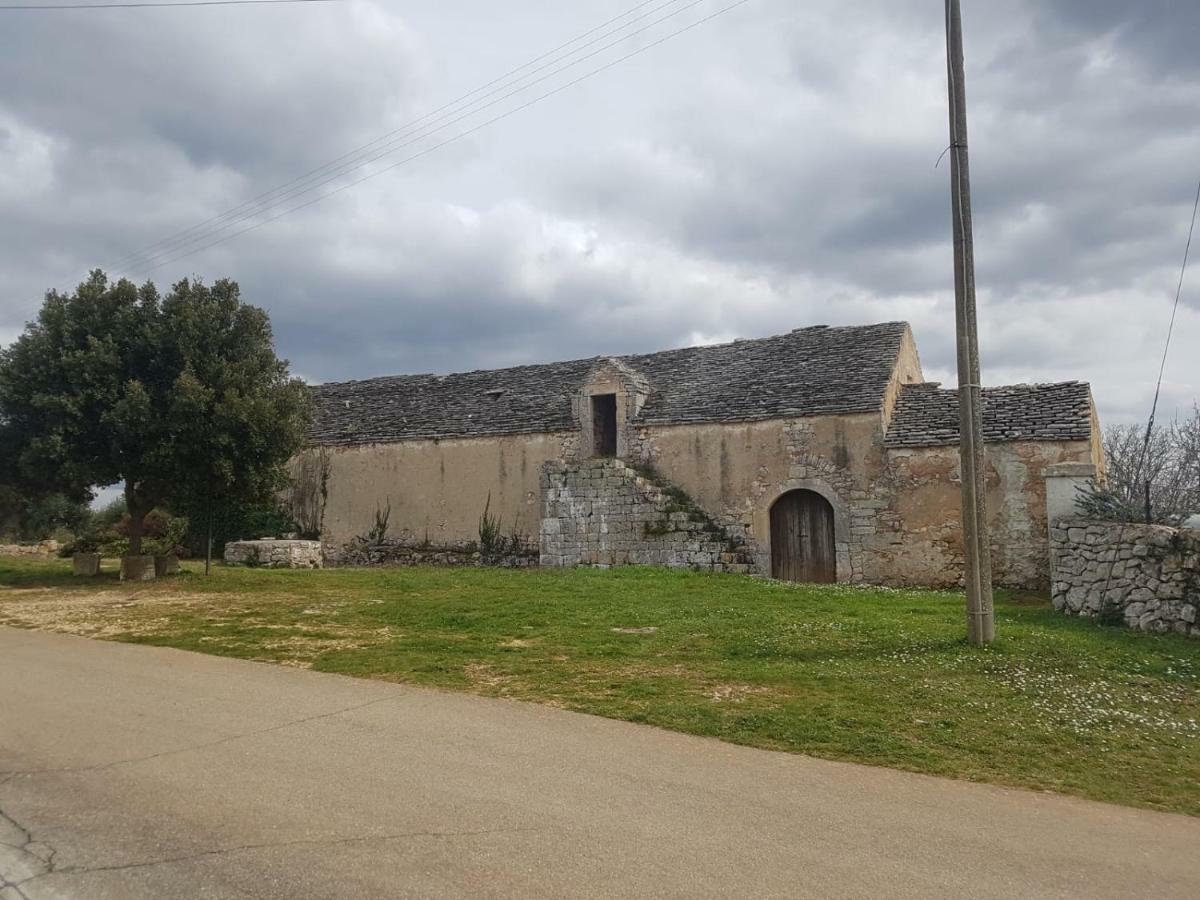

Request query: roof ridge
[
  {"left": 899, "top": 380, "right": 1089, "bottom": 393},
  {"left": 311, "top": 321, "right": 911, "bottom": 390},
  {"left": 307, "top": 321, "right": 913, "bottom": 445}
]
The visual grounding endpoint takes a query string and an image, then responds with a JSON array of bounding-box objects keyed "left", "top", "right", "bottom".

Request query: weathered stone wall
[
  {"left": 326, "top": 539, "right": 537, "bottom": 569},
  {"left": 1049, "top": 520, "right": 1199, "bottom": 637},
  {"left": 540, "top": 459, "right": 755, "bottom": 572},
  {"left": 309, "top": 414, "right": 1089, "bottom": 588},
  {"left": 629, "top": 414, "right": 889, "bottom": 582},
  {"left": 0, "top": 540, "right": 60, "bottom": 558},
  {"left": 883, "top": 440, "right": 1095, "bottom": 589},
  {"left": 224, "top": 540, "right": 323, "bottom": 569}
]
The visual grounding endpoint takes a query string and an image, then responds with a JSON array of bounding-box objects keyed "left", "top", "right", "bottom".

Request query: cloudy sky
[{"left": 1, "top": 0, "right": 1197, "bottom": 427}]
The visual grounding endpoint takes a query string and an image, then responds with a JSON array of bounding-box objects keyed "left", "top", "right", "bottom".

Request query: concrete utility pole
[{"left": 944, "top": 0, "right": 995, "bottom": 645}]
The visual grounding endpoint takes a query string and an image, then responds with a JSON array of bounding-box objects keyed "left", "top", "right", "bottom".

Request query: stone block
[
  {"left": 155, "top": 555, "right": 181, "bottom": 577},
  {"left": 73, "top": 553, "right": 101, "bottom": 577},
  {"left": 1065, "top": 587, "right": 1087, "bottom": 611},
  {"left": 224, "top": 540, "right": 322, "bottom": 570},
  {"left": 120, "top": 555, "right": 156, "bottom": 582}
]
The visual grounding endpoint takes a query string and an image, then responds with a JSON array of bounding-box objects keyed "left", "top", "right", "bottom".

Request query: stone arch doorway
[{"left": 770, "top": 490, "right": 836, "bottom": 583}]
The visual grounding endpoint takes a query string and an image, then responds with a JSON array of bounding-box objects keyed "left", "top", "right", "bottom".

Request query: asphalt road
[{"left": 1, "top": 627, "right": 1198, "bottom": 899}]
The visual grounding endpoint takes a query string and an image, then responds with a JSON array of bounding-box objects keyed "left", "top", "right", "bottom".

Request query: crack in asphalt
[
  {"left": 8, "top": 826, "right": 542, "bottom": 894},
  {"left": 0, "top": 802, "right": 57, "bottom": 900},
  {"left": 1, "top": 694, "right": 406, "bottom": 896},
  {"left": 2, "top": 693, "right": 400, "bottom": 783}
]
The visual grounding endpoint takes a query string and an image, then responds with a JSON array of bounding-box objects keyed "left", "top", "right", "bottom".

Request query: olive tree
[{"left": 0, "top": 271, "right": 310, "bottom": 556}]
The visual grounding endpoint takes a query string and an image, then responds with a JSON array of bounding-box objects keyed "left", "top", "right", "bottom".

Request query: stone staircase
[{"left": 540, "top": 458, "right": 756, "bottom": 573}]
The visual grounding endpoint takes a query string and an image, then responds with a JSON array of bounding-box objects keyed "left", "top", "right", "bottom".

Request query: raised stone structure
[
  {"left": 540, "top": 458, "right": 755, "bottom": 572},
  {"left": 1049, "top": 520, "right": 1199, "bottom": 637},
  {"left": 303, "top": 323, "right": 1102, "bottom": 587},
  {"left": 0, "top": 540, "right": 60, "bottom": 558},
  {"left": 120, "top": 555, "right": 156, "bottom": 582},
  {"left": 224, "top": 539, "right": 323, "bottom": 569},
  {"left": 72, "top": 553, "right": 101, "bottom": 576},
  {"left": 326, "top": 539, "right": 537, "bottom": 569}
]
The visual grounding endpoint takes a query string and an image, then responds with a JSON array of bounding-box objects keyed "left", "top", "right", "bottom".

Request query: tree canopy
[{"left": 0, "top": 271, "right": 311, "bottom": 553}]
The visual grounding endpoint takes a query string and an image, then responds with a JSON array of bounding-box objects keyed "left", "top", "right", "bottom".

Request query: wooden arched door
[{"left": 770, "top": 490, "right": 836, "bottom": 583}]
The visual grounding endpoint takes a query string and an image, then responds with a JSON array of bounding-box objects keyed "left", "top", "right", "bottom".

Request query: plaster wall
[
  {"left": 884, "top": 440, "right": 1095, "bottom": 589},
  {"left": 315, "top": 432, "right": 571, "bottom": 546}
]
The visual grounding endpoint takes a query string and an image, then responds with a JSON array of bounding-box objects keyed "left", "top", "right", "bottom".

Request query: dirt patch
[
  {"left": 707, "top": 683, "right": 773, "bottom": 703},
  {"left": 500, "top": 638, "right": 537, "bottom": 649},
  {"left": 0, "top": 589, "right": 295, "bottom": 639},
  {"left": 464, "top": 663, "right": 518, "bottom": 689}
]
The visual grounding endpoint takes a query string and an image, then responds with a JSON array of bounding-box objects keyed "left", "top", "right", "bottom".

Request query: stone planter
[
  {"left": 154, "top": 554, "right": 181, "bottom": 577},
  {"left": 73, "top": 553, "right": 101, "bottom": 577},
  {"left": 120, "top": 555, "right": 156, "bottom": 582}
]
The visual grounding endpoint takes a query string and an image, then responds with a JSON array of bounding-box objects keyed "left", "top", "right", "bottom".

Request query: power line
[
  {"left": 1093, "top": 176, "right": 1199, "bottom": 612},
  {"left": 2, "top": 0, "right": 337, "bottom": 9},
  {"left": 1133, "top": 176, "right": 1200, "bottom": 490},
  {"left": 109, "top": 0, "right": 693, "bottom": 272},
  {"left": 133, "top": 0, "right": 754, "bottom": 276},
  {"left": 117, "top": 0, "right": 726, "bottom": 275}
]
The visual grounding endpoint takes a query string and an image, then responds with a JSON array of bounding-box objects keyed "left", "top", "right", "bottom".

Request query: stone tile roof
[
  {"left": 308, "top": 322, "right": 910, "bottom": 445},
  {"left": 884, "top": 381, "right": 1094, "bottom": 448}
]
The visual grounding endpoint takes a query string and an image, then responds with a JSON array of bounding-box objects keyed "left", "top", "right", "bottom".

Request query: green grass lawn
[{"left": 2, "top": 556, "right": 1198, "bottom": 815}]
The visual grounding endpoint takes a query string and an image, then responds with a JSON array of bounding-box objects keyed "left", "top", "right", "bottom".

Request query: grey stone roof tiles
[
  {"left": 884, "top": 381, "right": 1094, "bottom": 448},
  {"left": 308, "top": 322, "right": 910, "bottom": 445}
]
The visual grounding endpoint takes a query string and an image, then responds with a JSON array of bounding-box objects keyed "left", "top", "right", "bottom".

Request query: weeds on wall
[
  {"left": 361, "top": 500, "right": 391, "bottom": 546},
  {"left": 632, "top": 462, "right": 744, "bottom": 549},
  {"left": 477, "top": 494, "right": 528, "bottom": 563},
  {"left": 478, "top": 494, "right": 504, "bottom": 560}
]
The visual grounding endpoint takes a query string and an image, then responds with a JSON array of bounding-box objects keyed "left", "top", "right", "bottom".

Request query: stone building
[{"left": 303, "top": 322, "right": 1102, "bottom": 588}]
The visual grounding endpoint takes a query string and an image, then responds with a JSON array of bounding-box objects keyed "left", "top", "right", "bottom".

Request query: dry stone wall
[
  {"left": 224, "top": 539, "right": 323, "bottom": 569},
  {"left": 540, "top": 459, "right": 755, "bottom": 572},
  {"left": 1049, "top": 520, "right": 1199, "bottom": 637},
  {"left": 326, "top": 539, "right": 537, "bottom": 569},
  {"left": 0, "top": 540, "right": 60, "bottom": 558}
]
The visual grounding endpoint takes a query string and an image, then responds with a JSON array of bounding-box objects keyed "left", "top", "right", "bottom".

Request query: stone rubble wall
[
  {"left": 540, "top": 458, "right": 756, "bottom": 573},
  {"left": 325, "top": 540, "right": 537, "bottom": 569},
  {"left": 1049, "top": 520, "right": 1199, "bottom": 637},
  {"left": 224, "top": 539, "right": 323, "bottom": 569},
  {"left": 0, "top": 540, "right": 60, "bottom": 558}
]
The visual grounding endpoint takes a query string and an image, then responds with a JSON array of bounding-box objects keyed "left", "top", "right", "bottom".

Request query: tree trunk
[{"left": 125, "top": 485, "right": 147, "bottom": 556}]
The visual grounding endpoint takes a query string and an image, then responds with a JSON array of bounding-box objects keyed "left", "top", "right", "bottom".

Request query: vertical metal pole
[
  {"left": 945, "top": 0, "right": 994, "bottom": 645},
  {"left": 1144, "top": 480, "right": 1152, "bottom": 525}
]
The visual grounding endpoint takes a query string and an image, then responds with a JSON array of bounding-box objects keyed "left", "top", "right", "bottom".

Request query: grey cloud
[{"left": 0, "top": 0, "right": 1197, "bottom": 430}]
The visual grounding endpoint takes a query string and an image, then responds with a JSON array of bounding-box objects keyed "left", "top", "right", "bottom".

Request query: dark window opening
[{"left": 591, "top": 394, "right": 617, "bottom": 457}]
